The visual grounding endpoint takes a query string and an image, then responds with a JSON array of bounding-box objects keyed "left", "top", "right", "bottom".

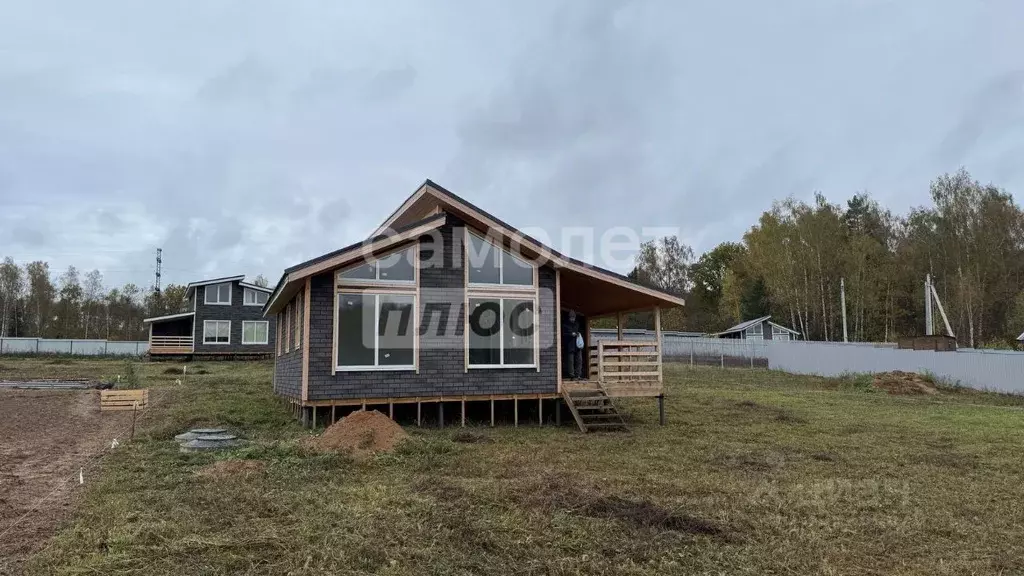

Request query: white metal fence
[
  {"left": 766, "top": 341, "right": 1024, "bottom": 394},
  {"left": 0, "top": 338, "right": 149, "bottom": 356}
]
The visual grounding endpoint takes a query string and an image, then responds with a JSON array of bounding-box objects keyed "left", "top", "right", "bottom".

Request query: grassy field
[{"left": 7, "top": 358, "right": 1024, "bottom": 575}]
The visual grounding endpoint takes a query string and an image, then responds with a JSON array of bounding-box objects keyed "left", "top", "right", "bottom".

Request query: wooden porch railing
[
  {"left": 591, "top": 340, "right": 662, "bottom": 384},
  {"left": 149, "top": 335, "right": 193, "bottom": 354}
]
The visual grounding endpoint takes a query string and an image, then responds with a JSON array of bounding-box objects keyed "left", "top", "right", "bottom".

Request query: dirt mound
[
  {"left": 872, "top": 371, "right": 938, "bottom": 395},
  {"left": 197, "top": 459, "right": 265, "bottom": 478},
  {"left": 306, "top": 410, "right": 408, "bottom": 458}
]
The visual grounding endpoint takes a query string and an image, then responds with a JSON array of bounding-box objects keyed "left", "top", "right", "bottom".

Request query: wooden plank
[
  {"left": 603, "top": 371, "right": 660, "bottom": 378},
  {"left": 302, "top": 277, "right": 311, "bottom": 401},
  {"left": 555, "top": 269, "right": 562, "bottom": 392}
]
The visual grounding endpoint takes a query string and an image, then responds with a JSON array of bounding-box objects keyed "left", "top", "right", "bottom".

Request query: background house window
[
  {"left": 338, "top": 247, "right": 415, "bottom": 283},
  {"left": 467, "top": 233, "right": 533, "bottom": 286},
  {"left": 242, "top": 321, "right": 269, "bottom": 345},
  {"left": 468, "top": 297, "right": 535, "bottom": 367},
  {"left": 243, "top": 288, "right": 268, "bottom": 306},
  {"left": 205, "top": 282, "right": 232, "bottom": 305},
  {"left": 203, "top": 320, "right": 230, "bottom": 344},
  {"left": 336, "top": 293, "right": 415, "bottom": 370}
]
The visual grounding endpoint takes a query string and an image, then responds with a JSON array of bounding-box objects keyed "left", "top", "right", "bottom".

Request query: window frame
[
  {"left": 243, "top": 287, "right": 269, "bottom": 306},
  {"left": 466, "top": 231, "right": 536, "bottom": 290},
  {"left": 203, "top": 320, "right": 231, "bottom": 345},
  {"left": 335, "top": 245, "right": 417, "bottom": 287},
  {"left": 333, "top": 241, "right": 420, "bottom": 374},
  {"left": 204, "top": 282, "right": 232, "bottom": 306},
  {"left": 467, "top": 296, "right": 538, "bottom": 369},
  {"left": 241, "top": 320, "right": 269, "bottom": 345},
  {"left": 334, "top": 291, "right": 417, "bottom": 372}
]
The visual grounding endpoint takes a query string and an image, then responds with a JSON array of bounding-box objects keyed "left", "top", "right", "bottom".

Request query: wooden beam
[
  {"left": 417, "top": 401, "right": 422, "bottom": 426},
  {"left": 654, "top": 306, "right": 663, "bottom": 384},
  {"left": 555, "top": 269, "right": 562, "bottom": 393},
  {"left": 617, "top": 312, "right": 624, "bottom": 340},
  {"left": 538, "top": 397, "right": 543, "bottom": 425},
  {"left": 301, "top": 277, "right": 311, "bottom": 402},
  {"left": 514, "top": 396, "right": 519, "bottom": 427},
  {"left": 490, "top": 398, "right": 495, "bottom": 427},
  {"left": 461, "top": 398, "right": 466, "bottom": 427}
]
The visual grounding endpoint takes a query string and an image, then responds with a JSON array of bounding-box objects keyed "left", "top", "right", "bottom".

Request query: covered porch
[
  {"left": 555, "top": 264, "right": 679, "bottom": 432},
  {"left": 144, "top": 312, "right": 195, "bottom": 355}
]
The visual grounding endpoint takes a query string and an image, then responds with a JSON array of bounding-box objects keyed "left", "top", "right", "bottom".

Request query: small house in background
[
  {"left": 143, "top": 275, "right": 276, "bottom": 358},
  {"left": 709, "top": 315, "right": 800, "bottom": 341}
]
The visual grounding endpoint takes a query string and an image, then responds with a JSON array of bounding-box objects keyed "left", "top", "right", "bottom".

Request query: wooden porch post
[
  {"left": 654, "top": 307, "right": 663, "bottom": 383},
  {"left": 617, "top": 312, "right": 624, "bottom": 341},
  {"left": 597, "top": 339, "right": 605, "bottom": 383}
]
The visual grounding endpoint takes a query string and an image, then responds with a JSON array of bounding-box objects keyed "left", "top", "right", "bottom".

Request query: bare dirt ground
[{"left": 0, "top": 389, "right": 131, "bottom": 575}]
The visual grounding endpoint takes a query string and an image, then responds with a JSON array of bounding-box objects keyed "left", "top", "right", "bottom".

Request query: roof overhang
[
  {"left": 143, "top": 311, "right": 195, "bottom": 324},
  {"left": 185, "top": 275, "right": 245, "bottom": 299},
  {"left": 263, "top": 212, "right": 449, "bottom": 316}
]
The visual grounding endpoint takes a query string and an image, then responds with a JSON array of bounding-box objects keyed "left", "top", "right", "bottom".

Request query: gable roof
[
  {"left": 711, "top": 315, "right": 800, "bottom": 337},
  {"left": 265, "top": 179, "right": 687, "bottom": 317},
  {"left": 371, "top": 180, "right": 686, "bottom": 306}
]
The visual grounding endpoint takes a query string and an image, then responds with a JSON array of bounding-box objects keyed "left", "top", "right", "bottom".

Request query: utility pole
[
  {"left": 924, "top": 274, "right": 933, "bottom": 336},
  {"left": 840, "top": 277, "right": 848, "bottom": 342},
  {"left": 155, "top": 248, "right": 162, "bottom": 294}
]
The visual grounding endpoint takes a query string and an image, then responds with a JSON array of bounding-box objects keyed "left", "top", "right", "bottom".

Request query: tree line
[
  {"left": 628, "top": 169, "right": 1024, "bottom": 347},
  {"left": 0, "top": 262, "right": 189, "bottom": 341}
]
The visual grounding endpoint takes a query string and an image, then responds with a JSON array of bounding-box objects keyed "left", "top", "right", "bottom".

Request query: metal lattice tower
[{"left": 155, "top": 248, "right": 162, "bottom": 294}]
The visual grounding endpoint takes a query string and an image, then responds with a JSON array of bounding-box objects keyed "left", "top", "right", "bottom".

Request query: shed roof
[{"left": 142, "top": 311, "right": 195, "bottom": 324}]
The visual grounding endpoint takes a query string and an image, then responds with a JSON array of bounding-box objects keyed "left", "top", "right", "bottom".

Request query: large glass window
[
  {"left": 467, "top": 233, "right": 533, "bottom": 286},
  {"left": 243, "top": 288, "right": 269, "bottom": 306},
  {"left": 468, "top": 298, "right": 535, "bottom": 367},
  {"left": 338, "top": 247, "right": 415, "bottom": 283},
  {"left": 336, "top": 293, "right": 415, "bottom": 370},
  {"left": 203, "top": 320, "right": 230, "bottom": 344},
  {"left": 242, "top": 321, "right": 269, "bottom": 344},
  {"left": 205, "top": 282, "right": 232, "bottom": 305}
]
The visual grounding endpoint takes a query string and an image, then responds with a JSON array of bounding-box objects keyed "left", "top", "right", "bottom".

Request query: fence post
[
  {"left": 690, "top": 341, "right": 694, "bottom": 367},
  {"left": 36, "top": 339, "right": 40, "bottom": 354},
  {"left": 70, "top": 340, "right": 74, "bottom": 355},
  {"left": 721, "top": 350, "right": 724, "bottom": 369}
]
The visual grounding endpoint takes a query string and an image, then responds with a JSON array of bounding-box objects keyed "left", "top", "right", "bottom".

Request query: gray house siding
[
  {"left": 301, "top": 219, "right": 558, "bottom": 401},
  {"left": 274, "top": 348, "right": 302, "bottom": 399},
  {"left": 192, "top": 281, "right": 277, "bottom": 354}
]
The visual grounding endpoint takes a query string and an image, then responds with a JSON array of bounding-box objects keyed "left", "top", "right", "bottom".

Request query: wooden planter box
[{"left": 100, "top": 389, "right": 149, "bottom": 411}]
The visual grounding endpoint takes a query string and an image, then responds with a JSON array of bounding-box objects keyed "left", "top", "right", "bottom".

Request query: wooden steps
[{"left": 561, "top": 387, "right": 628, "bottom": 433}]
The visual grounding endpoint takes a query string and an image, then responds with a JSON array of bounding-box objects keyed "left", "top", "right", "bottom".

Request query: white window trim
[
  {"left": 467, "top": 297, "right": 538, "bottom": 369},
  {"left": 335, "top": 292, "right": 417, "bottom": 372},
  {"left": 205, "top": 283, "right": 232, "bottom": 306},
  {"left": 241, "top": 320, "right": 269, "bottom": 345},
  {"left": 336, "top": 245, "right": 417, "bottom": 287},
  {"left": 203, "top": 320, "right": 231, "bottom": 345},
  {"left": 466, "top": 230, "right": 536, "bottom": 289},
  {"left": 243, "top": 288, "right": 268, "bottom": 306}
]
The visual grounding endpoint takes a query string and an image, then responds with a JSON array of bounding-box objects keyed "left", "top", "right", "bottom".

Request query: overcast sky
[{"left": 1, "top": 0, "right": 1022, "bottom": 289}]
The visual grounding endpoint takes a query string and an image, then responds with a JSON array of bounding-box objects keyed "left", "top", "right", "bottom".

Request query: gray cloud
[{"left": 0, "top": 0, "right": 1021, "bottom": 289}]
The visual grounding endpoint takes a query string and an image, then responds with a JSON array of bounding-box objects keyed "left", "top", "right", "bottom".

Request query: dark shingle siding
[
  {"left": 302, "top": 218, "right": 557, "bottom": 401},
  {"left": 193, "top": 280, "right": 277, "bottom": 354}
]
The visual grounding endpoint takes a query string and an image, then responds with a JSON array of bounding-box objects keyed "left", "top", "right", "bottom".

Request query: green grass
[{"left": 11, "top": 359, "right": 1024, "bottom": 575}]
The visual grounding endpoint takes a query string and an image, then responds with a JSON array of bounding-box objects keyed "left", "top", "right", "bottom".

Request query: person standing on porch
[{"left": 563, "top": 310, "right": 583, "bottom": 380}]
